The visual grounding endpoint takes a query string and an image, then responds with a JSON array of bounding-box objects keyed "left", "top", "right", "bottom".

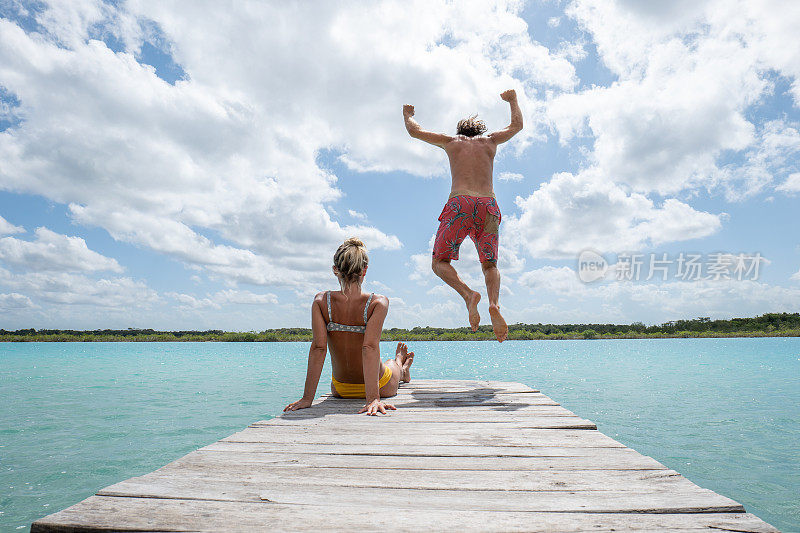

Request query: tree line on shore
[{"left": 2, "top": 312, "right": 799, "bottom": 342}]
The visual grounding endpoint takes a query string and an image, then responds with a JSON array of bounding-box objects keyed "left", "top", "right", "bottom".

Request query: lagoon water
[{"left": 1, "top": 339, "right": 799, "bottom": 531}]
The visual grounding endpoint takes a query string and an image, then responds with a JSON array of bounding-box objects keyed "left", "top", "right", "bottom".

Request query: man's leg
[
  {"left": 478, "top": 210, "right": 507, "bottom": 342},
  {"left": 482, "top": 260, "right": 507, "bottom": 342},
  {"left": 432, "top": 257, "right": 482, "bottom": 331}
]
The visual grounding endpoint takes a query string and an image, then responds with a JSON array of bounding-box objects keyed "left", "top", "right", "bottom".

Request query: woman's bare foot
[
  {"left": 466, "top": 291, "right": 481, "bottom": 331},
  {"left": 394, "top": 342, "right": 415, "bottom": 382},
  {"left": 488, "top": 304, "right": 508, "bottom": 342},
  {"left": 401, "top": 350, "right": 414, "bottom": 382}
]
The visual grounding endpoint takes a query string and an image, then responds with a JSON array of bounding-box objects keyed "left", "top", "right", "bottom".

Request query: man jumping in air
[{"left": 403, "top": 89, "right": 523, "bottom": 342}]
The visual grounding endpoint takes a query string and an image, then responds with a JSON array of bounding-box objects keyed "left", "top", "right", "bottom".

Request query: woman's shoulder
[
  {"left": 369, "top": 293, "right": 389, "bottom": 308},
  {"left": 312, "top": 292, "right": 328, "bottom": 305}
]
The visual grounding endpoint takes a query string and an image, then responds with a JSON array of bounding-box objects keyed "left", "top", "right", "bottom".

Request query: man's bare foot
[
  {"left": 466, "top": 291, "right": 481, "bottom": 331},
  {"left": 488, "top": 304, "right": 508, "bottom": 342},
  {"left": 394, "top": 342, "right": 415, "bottom": 383}
]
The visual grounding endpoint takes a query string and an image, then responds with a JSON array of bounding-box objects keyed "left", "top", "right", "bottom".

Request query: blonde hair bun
[{"left": 334, "top": 237, "right": 368, "bottom": 283}]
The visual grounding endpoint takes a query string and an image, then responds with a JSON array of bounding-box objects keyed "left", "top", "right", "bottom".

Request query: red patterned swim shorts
[{"left": 432, "top": 195, "right": 501, "bottom": 263}]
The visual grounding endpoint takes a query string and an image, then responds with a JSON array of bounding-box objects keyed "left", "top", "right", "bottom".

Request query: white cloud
[
  {"left": 547, "top": 0, "right": 800, "bottom": 198},
  {"left": 498, "top": 171, "right": 524, "bottom": 182},
  {"left": 791, "top": 269, "right": 800, "bottom": 282},
  {"left": 506, "top": 169, "right": 723, "bottom": 259},
  {"left": 348, "top": 209, "right": 368, "bottom": 221},
  {"left": 0, "top": 292, "right": 35, "bottom": 309},
  {"left": 165, "top": 292, "right": 219, "bottom": 310},
  {"left": 366, "top": 280, "right": 394, "bottom": 294},
  {"left": 0, "top": 227, "right": 122, "bottom": 273},
  {"left": 0, "top": 215, "right": 24, "bottom": 235},
  {"left": 166, "top": 289, "right": 278, "bottom": 310},
  {"left": 777, "top": 173, "right": 800, "bottom": 194},
  {"left": 518, "top": 265, "right": 585, "bottom": 295},
  {"left": 0, "top": 267, "right": 158, "bottom": 307},
  {"left": 214, "top": 289, "right": 278, "bottom": 305}
]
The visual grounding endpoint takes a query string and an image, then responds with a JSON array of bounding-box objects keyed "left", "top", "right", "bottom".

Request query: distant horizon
[{"left": 0, "top": 313, "right": 800, "bottom": 339}]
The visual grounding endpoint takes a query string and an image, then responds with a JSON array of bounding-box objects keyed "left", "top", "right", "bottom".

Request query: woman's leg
[{"left": 379, "top": 342, "right": 415, "bottom": 397}]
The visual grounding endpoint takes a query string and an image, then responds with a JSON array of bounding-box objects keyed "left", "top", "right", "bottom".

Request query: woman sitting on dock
[{"left": 284, "top": 237, "right": 414, "bottom": 416}]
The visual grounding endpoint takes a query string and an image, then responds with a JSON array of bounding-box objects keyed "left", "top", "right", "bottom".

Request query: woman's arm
[
  {"left": 358, "top": 295, "right": 395, "bottom": 416},
  {"left": 284, "top": 294, "right": 328, "bottom": 411}
]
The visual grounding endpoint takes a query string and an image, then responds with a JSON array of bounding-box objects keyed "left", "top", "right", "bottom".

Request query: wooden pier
[{"left": 32, "top": 380, "right": 778, "bottom": 532}]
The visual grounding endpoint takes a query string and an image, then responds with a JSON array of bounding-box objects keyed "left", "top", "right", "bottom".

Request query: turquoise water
[{"left": 1, "top": 339, "right": 798, "bottom": 532}]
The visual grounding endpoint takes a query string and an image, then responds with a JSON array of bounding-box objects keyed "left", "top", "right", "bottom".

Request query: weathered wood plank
[
  {"left": 204, "top": 439, "right": 628, "bottom": 455},
  {"left": 265, "top": 404, "right": 572, "bottom": 418},
  {"left": 248, "top": 416, "right": 596, "bottom": 430},
  {"left": 313, "top": 392, "right": 548, "bottom": 404},
  {"left": 190, "top": 449, "right": 670, "bottom": 470},
  {"left": 145, "top": 460, "right": 698, "bottom": 492},
  {"left": 31, "top": 496, "right": 779, "bottom": 533},
  {"left": 221, "top": 427, "right": 614, "bottom": 446},
  {"left": 94, "top": 476, "right": 744, "bottom": 513}
]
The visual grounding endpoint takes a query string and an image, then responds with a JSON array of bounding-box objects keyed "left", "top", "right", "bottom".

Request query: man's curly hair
[{"left": 456, "top": 114, "right": 487, "bottom": 137}]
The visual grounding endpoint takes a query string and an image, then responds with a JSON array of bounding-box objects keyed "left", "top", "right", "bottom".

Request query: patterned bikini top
[{"left": 326, "top": 291, "right": 373, "bottom": 333}]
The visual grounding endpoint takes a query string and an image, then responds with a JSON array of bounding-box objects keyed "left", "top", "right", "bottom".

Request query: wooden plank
[
  {"left": 189, "top": 449, "right": 670, "bottom": 470},
  {"left": 94, "top": 476, "right": 745, "bottom": 513},
  {"left": 397, "top": 380, "right": 536, "bottom": 389},
  {"left": 314, "top": 391, "right": 547, "bottom": 403},
  {"left": 204, "top": 439, "right": 628, "bottom": 455},
  {"left": 256, "top": 405, "right": 579, "bottom": 420},
  {"left": 221, "top": 428, "right": 613, "bottom": 446},
  {"left": 144, "top": 460, "right": 698, "bottom": 492},
  {"left": 31, "top": 496, "right": 779, "bottom": 533},
  {"left": 247, "top": 416, "right": 597, "bottom": 430},
  {"left": 274, "top": 400, "right": 568, "bottom": 412}
]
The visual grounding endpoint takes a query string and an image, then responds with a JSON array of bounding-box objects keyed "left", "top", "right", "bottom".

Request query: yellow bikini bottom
[{"left": 332, "top": 365, "right": 392, "bottom": 398}]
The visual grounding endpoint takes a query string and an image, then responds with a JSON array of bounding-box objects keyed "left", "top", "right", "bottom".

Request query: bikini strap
[
  {"left": 363, "top": 293, "right": 373, "bottom": 325},
  {"left": 326, "top": 291, "right": 332, "bottom": 323}
]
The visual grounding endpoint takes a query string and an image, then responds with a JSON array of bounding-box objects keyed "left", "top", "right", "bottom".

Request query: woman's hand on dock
[
  {"left": 283, "top": 398, "right": 313, "bottom": 411},
  {"left": 359, "top": 399, "right": 396, "bottom": 416}
]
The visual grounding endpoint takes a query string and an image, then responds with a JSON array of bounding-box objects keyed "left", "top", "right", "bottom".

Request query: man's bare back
[
  {"left": 403, "top": 90, "right": 522, "bottom": 342},
  {"left": 403, "top": 90, "right": 522, "bottom": 196},
  {"left": 445, "top": 136, "right": 497, "bottom": 196}
]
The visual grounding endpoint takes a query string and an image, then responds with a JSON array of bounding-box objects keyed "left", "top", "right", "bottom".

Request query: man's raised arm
[
  {"left": 488, "top": 90, "right": 523, "bottom": 144},
  {"left": 403, "top": 104, "right": 453, "bottom": 147}
]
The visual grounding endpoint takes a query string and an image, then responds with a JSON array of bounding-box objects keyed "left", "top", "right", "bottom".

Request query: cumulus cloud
[
  {"left": 166, "top": 289, "right": 278, "bottom": 310},
  {"left": 0, "top": 215, "right": 24, "bottom": 235},
  {"left": 548, "top": 0, "right": 800, "bottom": 197},
  {"left": 776, "top": 173, "right": 800, "bottom": 193},
  {"left": 498, "top": 171, "right": 524, "bottom": 182},
  {"left": 518, "top": 266, "right": 585, "bottom": 295},
  {"left": 0, "top": 291, "right": 34, "bottom": 309},
  {"left": 215, "top": 289, "right": 278, "bottom": 305},
  {"left": 0, "top": 227, "right": 122, "bottom": 272},
  {"left": 348, "top": 209, "right": 368, "bottom": 221},
  {"left": 0, "top": 266, "right": 158, "bottom": 307},
  {"left": 505, "top": 169, "right": 723, "bottom": 259}
]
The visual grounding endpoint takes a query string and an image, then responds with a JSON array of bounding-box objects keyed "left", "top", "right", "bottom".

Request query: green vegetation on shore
[{"left": 2, "top": 313, "right": 799, "bottom": 342}]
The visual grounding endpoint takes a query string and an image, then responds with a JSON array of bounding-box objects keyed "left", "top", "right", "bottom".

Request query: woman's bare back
[{"left": 323, "top": 291, "right": 376, "bottom": 383}]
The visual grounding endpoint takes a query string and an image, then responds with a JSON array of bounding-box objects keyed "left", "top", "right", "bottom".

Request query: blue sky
[{"left": 1, "top": 0, "right": 799, "bottom": 331}]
